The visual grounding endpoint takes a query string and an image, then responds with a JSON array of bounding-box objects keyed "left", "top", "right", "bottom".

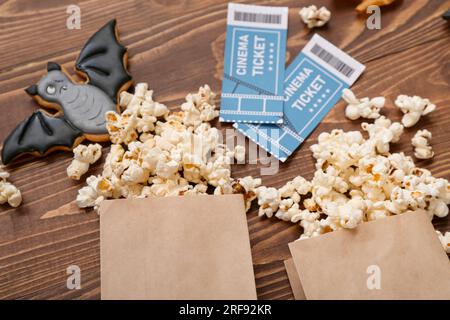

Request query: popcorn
[
  {"left": 256, "top": 186, "right": 280, "bottom": 218},
  {"left": 107, "top": 83, "right": 169, "bottom": 145},
  {"left": 120, "top": 83, "right": 169, "bottom": 118},
  {"left": 0, "top": 163, "right": 9, "bottom": 180},
  {"left": 300, "top": 219, "right": 324, "bottom": 239},
  {"left": 342, "top": 89, "right": 385, "bottom": 120},
  {"left": 77, "top": 84, "right": 254, "bottom": 213},
  {"left": 279, "top": 176, "right": 312, "bottom": 198},
  {"left": 106, "top": 110, "right": 138, "bottom": 144},
  {"left": 155, "top": 151, "right": 181, "bottom": 180},
  {"left": 0, "top": 180, "right": 22, "bottom": 208},
  {"left": 436, "top": 230, "right": 450, "bottom": 253},
  {"left": 294, "top": 207, "right": 320, "bottom": 224},
  {"left": 311, "top": 130, "right": 368, "bottom": 171},
  {"left": 187, "top": 84, "right": 216, "bottom": 107},
  {"left": 412, "top": 129, "right": 434, "bottom": 160},
  {"left": 184, "top": 183, "right": 208, "bottom": 196},
  {"left": 234, "top": 145, "right": 246, "bottom": 162},
  {"left": 67, "top": 143, "right": 102, "bottom": 180},
  {"left": 201, "top": 160, "right": 232, "bottom": 187},
  {"left": 324, "top": 199, "right": 366, "bottom": 229},
  {"left": 304, "top": 197, "right": 319, "bottom": 212},
  {"left": 102, "top": 144, "right": 125, "bottom": 178},
  {"left": 299, "top": 5, "right": 331, "bottom": 28},
  {"left": 181, "top": 85, "right": 219, "bottom": 128},
  {"left": 76, "top": 175, "right": 114, "bottom": 210},
  {"left": 213, "top": 179, "right": 233, "bottom": 196},
  {"left": 275, "top": 199, "right": 298, "bottom": 221},
  {"left": 366, "top": 201, "right": 391, "bottom": 221},
  {"left": 395, "top": 95, "right": 436, "bottom": 128},
  {"left": 233, "top": 176, "right": 262, "bottom": 210},
  {"left": 122, "top": 161, "right": 150, "bottom": 184},
  {"left": 0, "top": 161, "right": 22, "bottom": 207},
  {"left": 428, "top": 198, "right": 448, "bottom": 218},
  {"left": 145, "top": 176, "right": 191, "bottom": 197}
]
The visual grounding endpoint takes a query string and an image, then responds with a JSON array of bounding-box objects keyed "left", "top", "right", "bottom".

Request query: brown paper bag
[
  {"left": 284, "top": 258, "right": 306, "bottom": 300},
  {"left": 288, "top": 212, "right": 450, "bottom": 300},
  {"left": 100, "top": 194, "right": 257, "bottom": 300}
]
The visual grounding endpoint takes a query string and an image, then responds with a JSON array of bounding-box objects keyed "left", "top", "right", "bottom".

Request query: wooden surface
[{"left": 0, "top": 0, "right": 449, "bottom": 300}]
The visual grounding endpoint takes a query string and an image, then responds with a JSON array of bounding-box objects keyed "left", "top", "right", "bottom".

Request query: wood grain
[{"left": 0, "top": 0, "right": 449, "bottom": 300}]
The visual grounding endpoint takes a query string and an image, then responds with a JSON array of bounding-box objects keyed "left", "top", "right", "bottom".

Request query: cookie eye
[{"left": 46, "top": 85, "right": 56, "bottom": 95}]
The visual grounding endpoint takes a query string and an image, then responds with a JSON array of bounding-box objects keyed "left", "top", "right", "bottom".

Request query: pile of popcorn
[
  {"left": 71, "top": 84, "right": 449, "bottom": 253},
  {"left": 256, "top": 126, "right": 449, "bottom": 240},
  {"left": 0, "top": 160, "right": 21, "bottom": 208},
  {"left": 255, "top": 89, "right": 449, "bottom": 252},
  {"left": 75, "top": 83, "right": 261, "bottom": 211}
]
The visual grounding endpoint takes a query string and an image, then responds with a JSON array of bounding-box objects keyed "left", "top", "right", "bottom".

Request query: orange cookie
[{"left": 356, "top": 0, "right": 397, "bottom": 13}]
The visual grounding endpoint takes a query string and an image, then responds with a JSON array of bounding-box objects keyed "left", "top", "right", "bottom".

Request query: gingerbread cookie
[{"left": 1, "top": 19, "right": 132, "bottom": 164}]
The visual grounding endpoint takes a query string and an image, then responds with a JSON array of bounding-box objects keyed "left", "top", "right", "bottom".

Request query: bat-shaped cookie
[{"left": 1, "top": 19, "right": 132, "bottom": 164}]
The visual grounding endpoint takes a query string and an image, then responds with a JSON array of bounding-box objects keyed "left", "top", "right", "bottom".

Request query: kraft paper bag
[
  {"left": 288, "top": 212, "right": 450, "bottom": 300},
  {"left": 100, "top": 194, "right": 257, "bottom": 300}
]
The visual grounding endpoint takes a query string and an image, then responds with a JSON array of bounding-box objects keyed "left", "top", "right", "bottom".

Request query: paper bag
[
  {"left": 100, "top": 194, "right": 257, "bottom": 300},
  {"left": 288, "top": 212, "right": 450, "bottom": 300},
  {"left": 284, "top": 258, "right": 306, "bottom": 300}
]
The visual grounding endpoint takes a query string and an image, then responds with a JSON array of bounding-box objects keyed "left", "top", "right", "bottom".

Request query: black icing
[
  {"left": 75, "top": 19, "right": 131, "bottom": 104},
  {"left": 25, "top": 84, "right": 38, "bottom": 96},
  {"left": 443, "top": 10, "right": 450, "bottom": 21},
  {"left": 1, "top": 111, "right": 82, "bottom": 164}
]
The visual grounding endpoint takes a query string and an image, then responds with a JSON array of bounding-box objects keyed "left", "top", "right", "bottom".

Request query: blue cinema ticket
[
  {"left": 220, "top": 3, "right": 288, "bottom": 124},
  {"left": 234, "top": 34, "right": 366, "bottom": 161}
]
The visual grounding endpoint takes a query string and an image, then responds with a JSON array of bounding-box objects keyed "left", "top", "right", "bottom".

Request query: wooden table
[{"left": 0, "top": 0, "right": 449, "bottom": 300}]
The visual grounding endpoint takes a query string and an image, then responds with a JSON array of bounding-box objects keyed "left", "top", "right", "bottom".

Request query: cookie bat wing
[
  {"left": 75, "top": 19, "right": 131, "bottom": 104},
  {"left": 1, "top": 111, "right": 82, "bottom": 164}
]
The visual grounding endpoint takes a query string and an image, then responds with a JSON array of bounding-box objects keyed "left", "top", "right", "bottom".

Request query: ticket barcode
[
  {"left": 234, "top": 11, "right": 282, "bottom": 25},
  {"left": 310, "top": 44, "right": 355, "bottom": 78}
]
